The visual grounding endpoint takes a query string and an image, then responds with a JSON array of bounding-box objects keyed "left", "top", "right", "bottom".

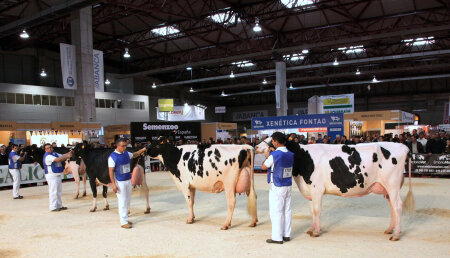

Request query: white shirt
[
  {"left": 108, "top": 150, "right": 133, "bottom": 168},
  {"left": 44, "top": 152, "right": 63, "bottom": 175},
  {"left": 417, "top": 138, "right": 427, "bottom": 147},
  {"left": 263, "top": 146, "right": 288, "bottom": 182}
]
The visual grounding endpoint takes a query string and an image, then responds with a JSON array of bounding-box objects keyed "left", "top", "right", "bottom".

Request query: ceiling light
[
  {"left": 253, "top": 18, "right": 262, "bottom": 32},
  {"left": 372, "top": 75, "right": 379, "bottom": 83},
  {"left": 189, "top": 87, "right": 194, "bottom": 92},
  {"left": 289, "top": 82, "right": 293, "bottom": 89},
  {"left": 123, "top": 48, "right": 130, "bottom": 58},
  {"left": 40, "top": 69, "right": 47, "bottom": 77},
  {"left": 262, "top": 78, "right": 268, "bottom": 84},
  {"left": 367, "top": 85, "right": 371, "bottom": 91},
  {"left": 152, "top": 82, "right": 156, "bottom": 88},
  {"left": 302, "top": 49, "right": 309, "bottom": 54},
  {"left": 229, "top": 71, "right": 235, "bottom": 78},
  {"left": 355, "top": 68, "right": 360, "bottom": 75},
  {"left": 20, "top": 29, "right": 29, "bottom": 39},
  {"left": 333, "top": 58, "right": 339, "bottom": 66},
  {"left": 184, "top": 102, "right": 188, "bottom": 106},
  {"left": 186, "top": 66, "right": 192, "bottom": 71},
  {"left": 221, "top": 90, "right": 227, "bottom": 96},
  {"left": 105, "top": 78, "right": 111, "bottom": 85}
]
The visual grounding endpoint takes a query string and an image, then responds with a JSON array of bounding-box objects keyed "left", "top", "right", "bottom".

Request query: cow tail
[
  {"left": 403, "top": 156, "right": 415, "bottom": 214},
  {"left": 247, "top": 148, "right": 258, "bottom": 223}
]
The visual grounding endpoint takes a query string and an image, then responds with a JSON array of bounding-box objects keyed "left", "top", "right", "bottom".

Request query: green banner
[
  {"left": 0, "top": 164, "right": 73, "bottom": 186},
  {"left": 158, "top": 99, "right": 174, "bottom": 112}
]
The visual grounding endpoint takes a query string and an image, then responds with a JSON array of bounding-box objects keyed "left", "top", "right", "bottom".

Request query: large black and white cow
[
  {"left": 256, "top": 138, "right": 413, "bottom": 241},
  {"left": 146, "top": 143, "right": 258, "bottom": 230},
  {"left": 72, "top": 143, "right": 150, "bottom": 213}
]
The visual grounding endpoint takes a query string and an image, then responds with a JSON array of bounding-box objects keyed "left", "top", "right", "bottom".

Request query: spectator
[
  {"left": 0, "top": 144, "right": 9, "bottom": 165},
  {"left": 201, "top": 139, "right": 207, "bottom": 145},
  {"left": 207, "top": 138, "right": 214, "bottom": 145},
  {"left": 6, "top": 142, "right": 13, "bottom": 154},
  {"left": 298, "top": 135, "right": 308, "bottom": 145},
  {"left": 426, "top": 132, "right": 445, "bottom": 154},
  {"left": 446, "top": 139, "right": 450, "bottom": 154},
  {"left": 341, "top": 135, "right": 350, "bottom": 145},
  {"left": 440, "top": 131, "right": 448, "bottom": 143},
  {"left": 406, "top": 135, "right": 424, "bottom": 154},
  {"left": 216, "top": 137, "right": 223, "bottom": 144},
  {"left": 309, "top": 137, "right": 316, "bottom": 144},
  {"left": 377, "top": 136, "right": 384, "bottom": 142},
  {"left": 332, "top": 135, "right": 341, "bottom": 144},
  {"left": 52, "top": 142, "right": 57, "bottom": 148},
  {"left": 225, "top": 138, "right": 231, "bottom": 144},
  {"left": 322, "top": 137, "right": 329, "bottom": 144},
  {"left": 316, "top": 134, "right": 324, "bottom": 143}
]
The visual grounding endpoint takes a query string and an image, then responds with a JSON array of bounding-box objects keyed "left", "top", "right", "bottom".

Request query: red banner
[{"left": 298, "top": 127, "right": 327, "bottom": 132}]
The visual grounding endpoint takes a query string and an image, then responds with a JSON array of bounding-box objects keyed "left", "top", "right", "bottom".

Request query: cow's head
[
  {"left": 255, "top": 137, "right": 273, "bottom": 154},
  {"left": 73, "top": 142, "right": 90, "bottom": 158},
  {"left": 24, "top": 145, "right": 45, "bottom": 169},
  {"left": 146, "top": 143, "right": 168, "bottom": 160}
]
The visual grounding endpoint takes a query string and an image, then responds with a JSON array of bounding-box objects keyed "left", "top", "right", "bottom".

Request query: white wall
[{"left": 0, "top": 83, "right": 149, "bottom": 125}]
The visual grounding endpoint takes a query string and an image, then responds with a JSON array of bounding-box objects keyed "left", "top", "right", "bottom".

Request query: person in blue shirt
[
  {"left": 262, "top": 132, "right": 294, "bottom": 244},
  {"left": 108, "top": 138, "right": 146, "bottom": 229},
  {"left": 44, "top": 143, "right": 73, "bottom": 211},
  {"left": 8, "top": 144, "right": 27, "bottom": 199}
]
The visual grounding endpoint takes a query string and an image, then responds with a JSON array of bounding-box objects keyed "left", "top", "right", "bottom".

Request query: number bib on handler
[
  {"left": 120, "top": 164, "right": 131, "bottom": 174},
  {"left": 55, "top": 162, "right": 63, "bottom": 168},
  {"left": 283, "top": 167, "right": 292, "bottom": 178}
]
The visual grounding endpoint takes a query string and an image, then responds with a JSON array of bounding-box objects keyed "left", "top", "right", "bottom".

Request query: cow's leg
[
  {"left": 182, "top": 185, "right": 195, "bottom": 224},
  {"left": 102, "top": 186, "right": 109, "bottom": 210},
  {"left": 384, "top": 195, "right": 395, "bottom": 234},
  {"left": 142, "top": 174, "right": 151, "bottom": 214},
  {"left": 81, "top": 173, "right": 87, "bottom": 197},
  {"left": 73, "top": 167, "right": 80, "bottom": 199},
  {"left": 309, "top": 190, "right": 324, "bottom": 237},
  {"left": 307, "top": 200, "right": 314, "bottom": 235},
  {"left": 221, "top": 188, "right": 236, "bottom": 230},
  {"left": 80, "top": 161, "right": 87, "bottom": 197},
  {"left": 388, "top": 190, "right": 402, "bottom": 241},
  {"left": 89, "top": 178, "right": 97, "bottom": 212}
]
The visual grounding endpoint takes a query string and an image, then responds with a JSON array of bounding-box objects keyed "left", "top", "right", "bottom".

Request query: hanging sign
[
  {"left": 156, "top": 105, "right": 205, "bottom": 121},
  {"left": 158, "top": 99, "right": 174, "bottom": 112},
  {"left": 93, "top": 49, "right": 104, "bottom": 92},
  {"left": 320, "top": 94, "right": 354, "bottom": 114},
  {"left": 60, "top": 43, "right": 77, "bottom": 90}
]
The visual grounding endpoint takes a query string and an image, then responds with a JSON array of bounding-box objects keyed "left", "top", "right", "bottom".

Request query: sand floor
[{"left": 0, "top": 172, "right": 449, "bottom": 258}]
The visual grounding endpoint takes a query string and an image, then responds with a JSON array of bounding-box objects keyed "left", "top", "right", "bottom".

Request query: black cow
[{"left": 72, "top": 142, "right": 150, "bottom": 213}]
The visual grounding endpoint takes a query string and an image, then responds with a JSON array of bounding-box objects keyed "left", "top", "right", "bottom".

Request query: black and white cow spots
[
  {"left": 392, "top": 158, "right": 397, "bottom": 165},
  {"left": 373, "top": 153, "right": 378, "bottom": 163},
  {"left": 381, "top": 147, "right": 391, "bottom": 159},
  {"left": 329, "top": 146, "right": 365, "bottom": 193},
  {"left": 214, "top": 149, "right": 221, "bottom": 162}
]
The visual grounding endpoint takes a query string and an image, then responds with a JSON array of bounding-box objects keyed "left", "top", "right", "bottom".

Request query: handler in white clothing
[
  {"left": 108, "top": 138, "right": 146, "bottom": 229},
  {"left": 8, "top": 144, "right": 27, "bottom": 199},
  {"left": 262, "top": 132, "right": 294, "bottom": 244},
  {"left": 43, "top": 143, "right": 73, "bottom": 211}
]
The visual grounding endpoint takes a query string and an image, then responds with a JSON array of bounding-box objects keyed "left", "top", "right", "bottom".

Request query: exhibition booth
[
  {"left": 0, "top": 121, "right": 101, "bottom": 146},
  {"left": 201, "top": 122, "right": 237, "bottom": 142}
]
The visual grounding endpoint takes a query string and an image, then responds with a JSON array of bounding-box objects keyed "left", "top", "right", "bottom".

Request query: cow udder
[{"left": 235, "top": 167, "right": 251, "bottom": 194}]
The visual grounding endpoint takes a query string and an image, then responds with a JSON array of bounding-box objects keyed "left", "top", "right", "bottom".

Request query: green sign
[
  {"left": 0, "top": 164, "right": 73, "bottom": 186},
  {"left": 158, "top": 99, "right": 174, "bottom": 112}
]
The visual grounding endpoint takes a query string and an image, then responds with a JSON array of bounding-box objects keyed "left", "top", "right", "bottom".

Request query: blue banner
[{"left": 252, "top": 113, "right": 343, "bottom": 130}]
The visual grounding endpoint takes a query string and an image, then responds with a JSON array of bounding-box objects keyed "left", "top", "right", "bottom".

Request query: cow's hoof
[
  {"left": 144, "top": 208, "right": 151, "bottom": 214},
  {"left": 306, "top": 230, "right": 313, "bottom": 236},
  {"left": 103, "top": 205, "right": 110, "bottom": 211},
  {"left": 73, "top": 194, "right": 79, "bottom": 199},
  {"left": 186, "top": 219, "right": 194, "bottom": 224},
  {"left": 248, "top": 222, "right": 257, "bottom": 227},
  {"left": 310, "top": 232, "right": 320, "bottom": 238},
  {"left": 90, "top": 207, "right": 97, "bottom": 212},
  {"left": 82, "top": 192, "right": 87, "bottom": 197},
  {"left": 221, "top": 225, "right": 229, "bottom": 230},
  {"left": 384, "top": 229, "right": 393, "bottom": 234},
  {"left": 389, "top": 236, "right": 400, "bottom": 241}
]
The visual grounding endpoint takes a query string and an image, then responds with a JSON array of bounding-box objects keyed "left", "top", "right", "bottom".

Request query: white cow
[
  {"left": 256, "top": 138, "right": 413, "bottom": 241},
  {"left": 147, "top": 143, "right": 258, "bottom": 230}
]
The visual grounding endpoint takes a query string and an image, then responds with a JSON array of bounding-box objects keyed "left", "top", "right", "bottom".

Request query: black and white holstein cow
[
  {"left": 72, "top": 143, "right": 150, "bottom": 213},
  {"left": 256, "top": 138, "right": 413, "bottom": 241},
  {"left": 147, "top": 143, "right": 258, "bottom": 230}
]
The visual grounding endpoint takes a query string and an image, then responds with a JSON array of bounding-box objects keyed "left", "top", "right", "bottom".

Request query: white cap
[{"left": 0, "top": 144, "right": 5, "bottom": 147}]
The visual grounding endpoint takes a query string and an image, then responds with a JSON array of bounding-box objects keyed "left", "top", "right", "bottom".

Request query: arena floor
[{"left": 0, "top": 172, "right": 449, "bottom": 258}]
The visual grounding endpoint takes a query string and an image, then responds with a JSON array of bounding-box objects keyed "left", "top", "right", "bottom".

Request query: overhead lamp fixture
[
  {"left": 229, "top": 71, "right": 235, "bottom": 78},
  {"left": 289, "top": 82, "right": 293, "bottom": 89},
  {"left": 355, "top": 68, "right": 360, "bottom": 75},
  {"left": 262, "top": 78, "right": 268, "bottom": 84},
  {"left": 253, "top": 18, "right": 262, "bottom": 32},
  {"left": 184, "top": 102, "right": 188, "bottom": 106},
  {"left": 333, "top": 58, "right": 339, "bottom": 66},
  {"left": 152, "top": 82, "right": 156, "bottom": 88},
  {"left": 123, "top": 48, "right": 130, "bottom": 58},
  {"left": 20, "top": 29, "right": 29, "bottom": 39},
  {"left": 302, "top": 49, "right": 309, "bottom": 54},
  {"left": 221, "top": 90, "right": 227, "bottom": 96},
  {"left": 189, "top": 87, "right": 194, "bottom": 92},
  {"left": 186, "top": 65, "right": 192, "bottom": 71},
  {"left": 40, "top": 69, "right": 47, "bottom": 77},
  {"left": 105, "top": 78, "right": 111, "bottom": 85},
  {"left": 372, "top": 75, "right": 379, "bottom": 83}
]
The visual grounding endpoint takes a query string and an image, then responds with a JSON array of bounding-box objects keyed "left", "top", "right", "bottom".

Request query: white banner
[
  {"left": 93, "top": 49, "right": 104, "bottom": 92},
  {"left": 319, "top": 93, "right": 354, "bottom": 114},
  {"left": 215, "top": 106, "right": 226, "bottom": 113},
  {"left": 0, "top": 164, "right": 73, "bottom": 187},
  {"left": 156, "top": 105, "right": 205, "bottom": 121},
  {"left": 31, "top": 134, "right": 69, "bottom": 146},
  {"left": 232, "top": 110, "right": 268, "bottom": 121},
  {"left": 60, "top": 43, "right": 77, "bottom": 90}
]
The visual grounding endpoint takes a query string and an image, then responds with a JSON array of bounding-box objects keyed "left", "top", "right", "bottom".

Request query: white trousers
[
  {"left": 45, "top": 174, "right": 62, "bottom": 210},
  {"left": 116, "top": 179, "right": 132, "bottom": 225},
  {"left": 9, "top": 169, "right": 21, "bottom": 198},
  {"left": 269, "top": 184, "right": 292, "bottom": 241}
]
